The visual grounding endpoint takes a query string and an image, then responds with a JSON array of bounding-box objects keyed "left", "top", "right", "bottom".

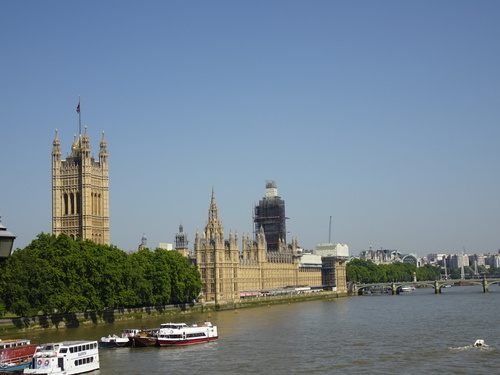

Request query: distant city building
[
  {"left": 359, "top": 248, "right": 401, "bottom": 264},
  {"left": 427, "top": 254, "right": 448, "bottom": 265},
  {"left": 52, "top": 127, "right": 109, "bottom": 244},
  {"left": 488, "top": 254, "right": 500, "bottom": 268},
  {"left": 468, "top": 254, "right": 486, "bottom": 267},
  {"left": 401, "top": 254, "right": 418, "bottom": 266},
  {"left": 450, "top": 253, "right": 469, "bottom": 269},
  {"left": 159, "top": 243, "right": 173, "bottom": 250},
  {"left": 316, "top": 243, "right": 349, "bottom": 258},
  {"left": 424, "top": 252, "right": 500, "bottom": 271},
  {"left": 253, "top": 180, "right": 287, "bottom": 251},
  {"left": 358, "top": 247, "right": 418, "bottom": 266}
]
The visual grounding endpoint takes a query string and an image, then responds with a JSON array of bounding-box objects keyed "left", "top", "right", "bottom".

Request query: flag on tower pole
[{"left": 76, "top": 95, "right": 81, "bottom": 135}]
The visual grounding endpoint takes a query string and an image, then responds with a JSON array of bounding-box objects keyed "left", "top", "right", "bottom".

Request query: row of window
[
  {"left": 159, "top": 332, "right": 207, "bottom": 339},
  {"left": 0, "top": 342, "right": 27, "bottom": 349},
  {"left": 66, "top": 343, "right": 97, "bottom": 353},
  {"left": 62, "top": 192, "right": 103, "bottom": 215},
  {"left": 74, "top": 357, "right": 95, "bottom": 366}
]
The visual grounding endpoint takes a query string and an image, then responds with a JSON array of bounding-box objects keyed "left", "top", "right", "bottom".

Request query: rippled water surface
[{"left": 9, "top": 285, "right": 500, "bottom": 374}]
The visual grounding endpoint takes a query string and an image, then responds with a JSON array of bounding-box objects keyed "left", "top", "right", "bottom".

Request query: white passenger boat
[
  {"left": 157, "top": 321, "right": 218, "bottom": 346},
  {"left": 24, "top": 340, "right": 99, "bottom": 375}
]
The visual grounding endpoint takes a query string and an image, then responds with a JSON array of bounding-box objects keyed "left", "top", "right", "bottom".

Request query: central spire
[
  {"left": 205, "top": 187, "right": 223, "bottom": 240},
  {"left": 209, "top": 186, "right": 217, "bottom": 221}
]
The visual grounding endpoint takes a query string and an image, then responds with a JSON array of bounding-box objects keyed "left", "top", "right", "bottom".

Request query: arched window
[
  {"left": 64, "top": 193, "right": 68, "bottom": 215},
  {"left": 76, "top": 192, "right": 81, "bottom": 214}
]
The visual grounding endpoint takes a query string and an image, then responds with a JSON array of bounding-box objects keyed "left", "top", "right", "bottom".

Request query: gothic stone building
[
  {"left": 194, "top": 189, "right": 347, "bottom": 303},
  {"left": 51, "top": 127, "right": 109, "bottom": 244}
]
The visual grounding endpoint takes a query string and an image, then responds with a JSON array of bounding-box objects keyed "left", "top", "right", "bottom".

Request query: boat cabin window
[
  {"left": 74, "top": 357, "right": 94, "bottom": 367},
  {"left": 60, "top": 348, "right": 68, "bottom": 353}
]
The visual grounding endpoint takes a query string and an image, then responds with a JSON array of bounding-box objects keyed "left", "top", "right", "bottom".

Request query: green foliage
[
  {"left": 0, "top": 233, "right": 202, "bottom": 317},
  {"left": 346, "top": 259, "right": 440, "bottom": 283},
  {"left": 449, "top": 268, "right": 461, "bottom": 279},
  {"left": 416, "top": 264, "right": 441, "bottom": 281}
]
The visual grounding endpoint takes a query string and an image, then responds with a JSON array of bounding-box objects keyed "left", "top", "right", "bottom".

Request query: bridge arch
[{"left": 352, "top": 278, "right": 500, "bottom": 295}]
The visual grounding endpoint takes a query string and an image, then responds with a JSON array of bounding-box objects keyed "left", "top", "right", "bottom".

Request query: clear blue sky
[{"left": 2, "top": 1, "right": 499, "bottom": 258}]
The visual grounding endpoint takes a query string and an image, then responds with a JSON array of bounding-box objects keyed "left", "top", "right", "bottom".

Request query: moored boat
[
  {"left": 130, "top": 330, "right": 159, "bottom": 348},
  {"left": 24, "top": 340, "right": 99, "bottom": 375},
  {"left": 98, "top": 334, "right": 130, "bottom": 348},
  {"left": 0, "top": 339, "right": 37, "bottom": 372},
  {"left": 157, "top": 321, "right": 218, "bottom": 346},
  {"left": 121, "top": 328, "right": 141, "bottom": 338},
  {"left": 98, "top": 328, "right": 140, "bottom": 348},
  {"left": 398, "top": 286, "right": 413, "bottom": 293}
]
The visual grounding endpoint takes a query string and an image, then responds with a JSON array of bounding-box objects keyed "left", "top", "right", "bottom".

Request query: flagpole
[{"left": 78, "top": 95, "right": 81, "bottom": 135}]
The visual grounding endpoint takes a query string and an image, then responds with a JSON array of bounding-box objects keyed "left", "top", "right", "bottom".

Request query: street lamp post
[{"left": 0, "top": 217, "right": 16, "bottom": 258}]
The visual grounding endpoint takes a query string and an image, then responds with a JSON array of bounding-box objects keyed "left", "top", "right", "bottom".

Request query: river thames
[{"left": 7, "top": 285, "right": 500, "bottom": 374}]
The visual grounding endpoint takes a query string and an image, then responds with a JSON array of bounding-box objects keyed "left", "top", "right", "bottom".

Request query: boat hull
[
  {"left": 98, "top": 340, "right": 130, "bottom": 348},
  {"left": 157, "top": 336, "right": 218, "bottom": 347},
  {"left": 0, "top": 361, "right": 31, "bottom": 371},
  {"left": 131, "top": 337, "right": 157, "bottom": 347}
]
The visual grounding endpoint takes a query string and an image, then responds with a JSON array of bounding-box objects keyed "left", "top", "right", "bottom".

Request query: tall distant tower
[
  {"left": 52, "top": 126, "right": 109, "bottom": 244},
  {"left": 175, "top": 224, "right": 189, "bottom": 257},
  {"left": 253, "top": 180, "right": 287, "bottom": 251}
]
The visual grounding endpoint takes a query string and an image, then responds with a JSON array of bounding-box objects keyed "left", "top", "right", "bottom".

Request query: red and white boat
[
  {"left": 157, "top": 321, "right": 218, "bottom": 346},
  {"left": 0, "top": 339, "right": 38, "bottom": 371}
]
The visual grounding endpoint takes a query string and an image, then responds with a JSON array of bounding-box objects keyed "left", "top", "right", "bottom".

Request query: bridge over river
[{"left": 353, "top": 277, "right": 500, "bottom": 295}]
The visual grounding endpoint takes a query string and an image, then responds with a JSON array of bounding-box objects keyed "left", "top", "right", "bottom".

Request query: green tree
[
  {"left": 0, "top": 233, "right": 203, "bottom": 317},
  {"left": 449, "top": 268, "right": 461, "bottom": 279},
  {"left": 347, "top": 260, "right": 441, "bottom": 283}
]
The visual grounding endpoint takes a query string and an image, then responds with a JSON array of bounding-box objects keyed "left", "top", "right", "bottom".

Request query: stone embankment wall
[{"left": 0, "top": 291, "right": 347, "bottom": 332}]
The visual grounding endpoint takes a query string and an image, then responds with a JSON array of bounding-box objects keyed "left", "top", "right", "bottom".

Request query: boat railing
[{"left": 2, "top": 352, "right": 34, "bottom": 364}]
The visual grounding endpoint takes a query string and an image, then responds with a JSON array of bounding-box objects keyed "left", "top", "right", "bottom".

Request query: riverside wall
[{"left": 0, "top": 291, "right": 347, "bottom": 332}]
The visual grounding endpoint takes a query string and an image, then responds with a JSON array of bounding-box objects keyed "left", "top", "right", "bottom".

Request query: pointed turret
[
  {"left": 52, "top": 129, "right": 61, "bottom": 162},
  {"left": 99, "top": 131, "right": 108, "bottom": 164},
  {"left": 81, "top": 125, "right": 91, "bottom": 159},
  {"left": 71, "top": 134, "right": 78, "bottom": 155}
]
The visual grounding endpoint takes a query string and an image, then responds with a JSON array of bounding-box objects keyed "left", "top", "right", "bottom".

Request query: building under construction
[{"left": 253, "top": 180, "right": 287, "bottom": 251}]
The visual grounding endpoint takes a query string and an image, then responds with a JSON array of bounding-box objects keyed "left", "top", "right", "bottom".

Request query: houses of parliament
[{"left": 52, "top": 128, "right": 347, "bottom": 304}]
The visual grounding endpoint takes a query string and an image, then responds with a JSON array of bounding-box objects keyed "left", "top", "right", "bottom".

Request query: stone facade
[
  {"left": 193, "top": 189, "right": 347, "bottom": 303},
  {"left": 51, "top": 127, "right": 109, "bottom": 245}
]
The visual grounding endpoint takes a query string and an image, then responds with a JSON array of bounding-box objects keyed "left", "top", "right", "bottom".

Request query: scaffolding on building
[{"left": 253, "top": 180, "right": 288, "bottom": 251}]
